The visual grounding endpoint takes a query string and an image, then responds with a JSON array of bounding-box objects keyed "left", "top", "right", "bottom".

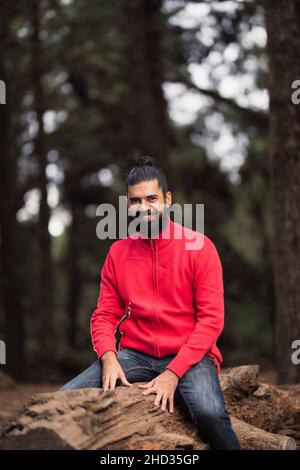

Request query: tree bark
[
  {"left": 0, "top": 365, "right": 297, "bottom": 450},
  {"left": 264, "top": 0, "right": 300, "bottom": 384}
]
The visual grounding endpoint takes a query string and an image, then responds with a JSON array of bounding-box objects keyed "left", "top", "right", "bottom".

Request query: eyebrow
[{"left": 128, "top": 194, "right": 159, "bottom": 202}]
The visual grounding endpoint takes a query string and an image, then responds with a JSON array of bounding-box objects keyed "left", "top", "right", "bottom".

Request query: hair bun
[{"left": 135, "top": 155, "right": 155, "bottom": 167}]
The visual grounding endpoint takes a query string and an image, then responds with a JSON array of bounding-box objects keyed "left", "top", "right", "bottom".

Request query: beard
[{"left": 128, "top": 205, "right": 169, "bottom": 238}]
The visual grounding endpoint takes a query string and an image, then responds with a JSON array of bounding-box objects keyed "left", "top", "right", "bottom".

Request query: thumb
[
  {"left": 120, "top": 372, "right": 133, "bottom": 387},
  {"left": 139, "top": 380, "right": 154, "bottom": 388}
]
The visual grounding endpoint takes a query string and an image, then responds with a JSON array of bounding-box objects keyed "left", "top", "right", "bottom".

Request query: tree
[
  {"left": 29, "top": 0, "right": 54, "bottom": 378},
  {"left": 264, "top": 0, "right": 300, "bottom": 384},
  {"left": 0, "top": 0, "right": 25, "bottom": 380}
]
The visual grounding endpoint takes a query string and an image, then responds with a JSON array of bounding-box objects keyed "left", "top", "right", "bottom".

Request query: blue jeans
[{"left": 59, "top": 348, "right": 240, "bottom": 450}]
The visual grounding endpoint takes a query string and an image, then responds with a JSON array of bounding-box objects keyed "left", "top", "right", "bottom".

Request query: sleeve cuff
[
  {"left": 94, "top": 343, "right": 117, "bottom": 361},
  {"left": 165, "top": 357, "right": 191, "bottom": 379}
]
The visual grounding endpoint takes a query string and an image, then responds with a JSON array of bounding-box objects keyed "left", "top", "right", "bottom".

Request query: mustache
[{"left": 128, "top": 209, "right": 159, "bottom": 218}]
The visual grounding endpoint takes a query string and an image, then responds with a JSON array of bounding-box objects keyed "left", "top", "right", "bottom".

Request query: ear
[{"left": 165, "top": 191, "right": 172, "bottom": 208}]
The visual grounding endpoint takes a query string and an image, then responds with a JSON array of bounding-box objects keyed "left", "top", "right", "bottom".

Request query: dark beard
[{"left": 128, "top": 207, "right": 169, "bottom": 238}]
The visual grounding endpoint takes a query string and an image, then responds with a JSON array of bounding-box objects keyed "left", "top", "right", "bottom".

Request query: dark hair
[{"left": 125, "top": 156, "right": 168, "bottom": 196}]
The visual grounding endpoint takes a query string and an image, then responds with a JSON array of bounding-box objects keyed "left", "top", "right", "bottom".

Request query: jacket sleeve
[
  {"left": 90, "top": 248, "right": 126, "bottom": 360},
  {"left": 165, "top": 238, "right": 225, "bottom": 379}
]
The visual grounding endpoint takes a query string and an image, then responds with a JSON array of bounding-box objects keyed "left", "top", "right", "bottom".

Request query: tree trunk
[
  {"left": 0, "top": 0, "right": 25, "bottom": 380},
  {"left": 119, "top": 0, "right": 174, "bottom": 164},
  {"left": 67, "top": 202, "right": 82, "bottom": 348},
  {"left": 29, "top": 0, "right": 54, "bottom": 378},
  {"left": 0, "top": 365, "right": 297, "bottom": 450},
  {"left": 264, "top": 0, "right": 300, "bottom": 383}
]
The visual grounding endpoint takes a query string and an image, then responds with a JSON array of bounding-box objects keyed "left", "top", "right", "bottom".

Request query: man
[{"left": 60, "top": 156, "right": 241, "bottom": 450}]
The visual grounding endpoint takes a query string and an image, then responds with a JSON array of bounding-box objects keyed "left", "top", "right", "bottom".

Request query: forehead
[{"left": 127, "top": 179, "right": 161, "bottom": 198}]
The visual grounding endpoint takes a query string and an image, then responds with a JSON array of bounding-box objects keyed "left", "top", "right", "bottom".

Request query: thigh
[
  {"left": 59, "top": 360, "right": 102, "bottom": 391},
  {"left": 117, "top": 348, "right": 157, "bottom": 384},
  {"left": 59, "top": 348, "right": 156, "bottom": 391},
  {"left": 175, "top": 355, "right": 226, "bottom": 421}
]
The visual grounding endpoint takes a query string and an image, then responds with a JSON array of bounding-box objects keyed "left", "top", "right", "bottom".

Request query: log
[
  {"left": 231, "top": 417, "right": 295, "bottom": 450},
  {"left": 0, "top": 365, "right": 296, "bottom": 450},
  {"left": 221, "top": 369, "right": 299, "bottom": 437},
  {"left": 220, "top": 364, "right": 260, "bottom": 396},
  {"left": 0, "top": 387, "right": 207, "bottom": 451}
]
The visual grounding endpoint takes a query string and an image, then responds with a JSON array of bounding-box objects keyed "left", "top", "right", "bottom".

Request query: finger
[
  {"left": 169, "top": 395, "right": 174, "bottom": 413},
  {"left": 110, "top": 374, "right": 118, "bottom": 390},
  {"left": 139, "top": 380, "right": 154, "bottom": 388},
  {"left": 161, "top": 394, "right": 168, "bottom": 412},
  {"left": 120, "top": 373, "right": 133, "bottom": 387},
  {"left": 142, "top": 386, "right": 156, "bottom": 396},
  {"left": 103, "top": 375, "right": 109, "bottom": 392},
  {"left": 109, "top": 375, "right": 117, "bottom": 391},
  {"left": 154, "top": 391, "right": 163, "bottom": 407}
]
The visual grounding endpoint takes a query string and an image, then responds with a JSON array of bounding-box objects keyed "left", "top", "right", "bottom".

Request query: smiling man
[{"left": 59, "top": 156, "right": 240, "bottom": 450}]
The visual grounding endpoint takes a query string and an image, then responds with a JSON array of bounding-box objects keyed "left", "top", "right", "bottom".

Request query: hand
[
  {"left": 139, "top": 370, "right": 179, "bottom": 413},
  {"left": 101, "top": 352, "right": 133, "bottom": 392}
]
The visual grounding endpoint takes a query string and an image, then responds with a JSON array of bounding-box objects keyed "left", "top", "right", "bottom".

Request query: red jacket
[{"left": 90, "top": 216, "right": 224, "bottom": 378}]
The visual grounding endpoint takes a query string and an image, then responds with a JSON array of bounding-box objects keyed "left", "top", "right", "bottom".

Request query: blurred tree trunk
[
  {"left": 264, "top": 0, "right": 300, "bottom": 383},
  {"left": 0, "top": 1, "right": 25, "bottom": 380},
  {"left": 67, "top": 202, "right": 82, "bottom": 348},
  {"left": 30, "top": 0, "right": 54, "bottom": 378},
  {"left": 119, "top": 0, "right": 174, "bottom": 164}
]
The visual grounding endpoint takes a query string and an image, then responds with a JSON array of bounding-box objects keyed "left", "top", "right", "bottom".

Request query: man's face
[{"left": 127, "top": 179, "right": 172, "bottom": 237}]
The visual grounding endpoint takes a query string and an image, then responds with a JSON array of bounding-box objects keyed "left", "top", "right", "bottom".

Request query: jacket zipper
[
  {"left": 151, "top": 239, "right": 160, "bottom": 357},
  {"left": 116, "top": 302, "right": 131, "bottom": 351}
]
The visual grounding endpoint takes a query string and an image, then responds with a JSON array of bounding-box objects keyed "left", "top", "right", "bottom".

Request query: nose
[{"left": 138, "top": 201, "right": 151, "bottom": 214}]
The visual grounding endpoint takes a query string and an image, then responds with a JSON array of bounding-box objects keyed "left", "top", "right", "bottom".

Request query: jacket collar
[{"left": 135, "top": 214, "right": 176, "bottom": 248}]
